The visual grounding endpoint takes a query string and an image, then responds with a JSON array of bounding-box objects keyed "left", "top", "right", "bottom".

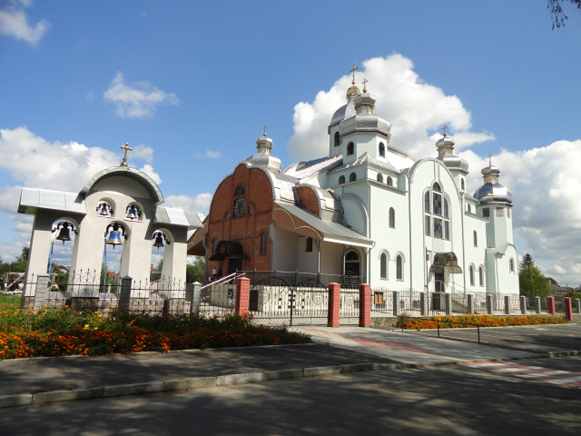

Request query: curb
[{"left": 1, "top": 350, "right": 579, "bottom": 409}]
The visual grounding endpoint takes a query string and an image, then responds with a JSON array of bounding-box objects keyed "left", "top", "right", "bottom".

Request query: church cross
[
  {"left": 349, "top": 63, "right": 359, "bottom": 84},
  {"left": 487, "top": 154, "right": 493, "bottom": 166},
  {"left": 120, "top": 142, "right": 133, "bottom": 167},
  {"left": 362, "top": 78, "right": 368, "bottom": 92},
  {"left": 263, "top": 125, "right": 268, "bottom": 136},
  {"left": 442, "top": 124, "right": 448, "bottom": 137}
]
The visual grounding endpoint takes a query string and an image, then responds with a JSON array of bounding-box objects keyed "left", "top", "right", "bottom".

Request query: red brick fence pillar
[
  {"left": 564, "top": 297, "right": 573, "bottom": 321},
  {"left": 547, "top": 296, "right": 556, "bottom": 317},
  {"left": 328, "top": 282, "right": 341, "bottom": 327},
  {"left": 359, "top": 283, "right": 370, "bottom": 327},
  {"left": 235, "top": 277, "right": 250, "bottom": 316}
]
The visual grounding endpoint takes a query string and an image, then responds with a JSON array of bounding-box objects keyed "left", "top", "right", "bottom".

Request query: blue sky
[{"left": 1, "top": 1, "right": 580, "bottom": 284}]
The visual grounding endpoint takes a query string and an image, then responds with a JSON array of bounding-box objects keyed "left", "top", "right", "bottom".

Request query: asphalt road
[{"left": 2, "top": 356, "right": 580, "bottom": 436}]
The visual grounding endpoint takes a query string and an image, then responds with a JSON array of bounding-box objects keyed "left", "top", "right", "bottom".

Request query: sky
[{"left": 1, "top": 0, "right": 580, "bottom": 284}]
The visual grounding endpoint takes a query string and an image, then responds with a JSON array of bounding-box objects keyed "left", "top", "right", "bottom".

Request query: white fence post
[
  {"left": 486, "top": 294, "right": 493, "bottom": 315},
  {"left": 191, "top": 281, "right": 201, "bottom": 313},
  {"left": 33, "top": 275, "right": 49, "bottom": 309},
  {"left": 467, "top": 294, "right": 474, "bottom": 314},
  {"left": 534, "top": 296, "right": 541, "bottom": 314},
  {"left": 392, "top": 291, "right": 399, "bottom": 317},
  {"left": 445, "top": 293, "right": 452, "bottom": 315},
  {"left": 520, "top": 295, "right": 527, "bottom": 315}
]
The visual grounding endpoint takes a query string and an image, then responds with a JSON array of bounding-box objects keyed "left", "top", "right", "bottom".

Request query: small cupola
[
  {"left": 245, "top": 126, "right": 282, "bottom": 172},
  {"left": 435, "top": 126, "right": 469, "bottom": 174},
  {"left": 473, "top": 155, "right": 512, "bottom": 204}
]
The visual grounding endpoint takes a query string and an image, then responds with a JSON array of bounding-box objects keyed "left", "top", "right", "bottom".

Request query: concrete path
[{"left": 1, "top": 323, "right": 579, "bottom": 409}]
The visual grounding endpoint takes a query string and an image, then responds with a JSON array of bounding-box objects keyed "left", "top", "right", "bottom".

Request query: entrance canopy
[
  {"left": 429, "top": 252, "right": 462, "bottom": 274},
  {"left": 209, "top": 241, "right": 250, "bottom": 261},
  {"left": 273, "top": 201, "right": 373, "bottom": 248}
]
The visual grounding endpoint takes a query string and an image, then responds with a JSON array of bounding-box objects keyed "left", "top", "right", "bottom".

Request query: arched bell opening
[
  {"left": 47, "top": 218, "right": 79, "bottom": 290},
  {"left": 101, "top": 222, "right": 128, "bottom": 290},
  {"left": 124, "top": 202, "right": 143, "bottom": 222},
  {"left": 95, "top": 198, "right": 115, "bottom": 218},
  {"left": 150, "top": 229, "right": 171, "bottom": 284}
]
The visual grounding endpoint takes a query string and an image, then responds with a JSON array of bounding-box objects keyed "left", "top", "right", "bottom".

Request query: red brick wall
[
  {"left": 296, "top": 186, "right": 320, "bottom": 217},
  {"left": 205, "top": 164, "right": 274, "bottom": 274}
]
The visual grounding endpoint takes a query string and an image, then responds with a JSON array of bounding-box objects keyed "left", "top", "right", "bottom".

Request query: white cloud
[
  {"left": 0, "top": 0, "right": 50, "bottom": 45},
  {"left": 195, "top": 149, "right": 223, "bottom": 159},
  {"left": 0, "top": 127, "right": 162, "bottom": 192},
  {"left": 165, "top": 193, "right": 213, "bottom": 216},
  {"left": 288, "top": 54, "right": 494, "bottom": 161},
  {"left": 103, "top": 72, "right": 179, "bottom": 119}
]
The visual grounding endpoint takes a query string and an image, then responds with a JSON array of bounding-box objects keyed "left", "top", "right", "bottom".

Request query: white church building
[{"left": 195, "top": 75, "right": 519, "bottom": 297}]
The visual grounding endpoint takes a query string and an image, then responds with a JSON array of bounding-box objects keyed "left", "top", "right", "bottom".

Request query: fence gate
[{"left": 249, "top": 278, "right": 328, "bottom": 327}]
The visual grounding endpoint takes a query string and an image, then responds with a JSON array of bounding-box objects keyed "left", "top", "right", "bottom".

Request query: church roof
[
  {"left": 329, "top": 152, "right": 399, "bottom": 173},
  {"left": 154, "top": 206, "right": 203, "bottom": 229},
  {"left": 18, "top": 188, "right": 86, "bottom": 215},
  {"left": 80, "top": 166, "right": 164, "bottom": 205},
  {"left": 284, "top": 154, "right": 343, "bottom": 180}
]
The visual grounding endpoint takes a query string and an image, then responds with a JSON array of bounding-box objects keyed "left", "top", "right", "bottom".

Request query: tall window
[
  {"left": 349, "top": 172, "right": 357, "bottom": 182},
  {"left": 469, "top": 265, "right": 475, "bottom": 286},
  {"left": 380, "top": 253, "right": 387, "bottom": 279},
  {"left": 396, "top": 255, "right": 403, "bottom": 280},
  {"left": 339, "top": 175, "right": 345, "bottom": 184},
  {"left": 212, "top": 238, "right": 217, "bottom": 255},
  {"left": 424, "top": 185, "right": 450, "bottom": 240},
  {"left": 509, "top": 258, "right": 515, "bottom": 273},
  {"left": 473, "top": 231, "right": 478, "bottom": 247},
  {"left": 379, "top": 142, "right": 385, "bottom": 157},
  {"left": 461, "top": 179, "right": 465, "bottom": 191},
  {"left": 389, "top": 207, "right": 395, "bottom": 228},
  {"left": 334, "top": 132, "right": 340, "bottom": 147},
  {"left": 306, "top": 237, "right": 313, "bottom": 252},
  {"left": 347, "top": 142, "right": 354, "bottom": 155},
  {"left": 260, "top": 232, "right": 267, "bottom": 255},
  {"left": 386, "top": 176, "right": 393, "bottom": 186},
  {"left": 377, "top": 173, "right": 383, "bottom": 183},
  {"left": 479, "top": 266, "right": 484, "bottom": 286},
  {"left": 233, "top": 185, "right": 246, "bottom": 218},
  {"left": 483, "top": 208, "right": 490, "bottom": 218}
]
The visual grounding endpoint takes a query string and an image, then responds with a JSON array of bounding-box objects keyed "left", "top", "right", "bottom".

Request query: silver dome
[{"left": 473, "top": 183, "right": 512, "bottom": 203}]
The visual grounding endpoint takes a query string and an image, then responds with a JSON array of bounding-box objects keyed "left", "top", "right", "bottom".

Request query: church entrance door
[{"left": 228, "top": 257, "right": 242, "bottom": 275}]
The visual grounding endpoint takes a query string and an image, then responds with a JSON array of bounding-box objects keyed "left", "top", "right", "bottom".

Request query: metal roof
[{"left": 18, "top": 188, "right": 86, "bottom": 215}]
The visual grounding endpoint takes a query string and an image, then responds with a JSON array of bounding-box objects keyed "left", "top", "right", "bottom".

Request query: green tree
[
  {"left": 548, "top": 0, "right": 581, "bottom": 29},
  {"left": 186, "top": 257, "right": 205, "bottom": 283},
  {"left": 519, "top": 252, "right": 550, "bottom": 298}
]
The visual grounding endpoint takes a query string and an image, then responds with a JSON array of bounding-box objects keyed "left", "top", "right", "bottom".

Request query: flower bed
[
  {"left": 0, "top": 306, "right": 311, "bottom": 360},
  {"left": 396, "top": 314, "right": 569, "bottom": 330}
]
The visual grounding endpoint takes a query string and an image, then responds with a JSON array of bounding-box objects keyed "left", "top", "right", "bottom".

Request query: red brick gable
[
  {"left": 295, "top": 185, "right": 320, "bottom": 217},
  {"left": 205, "top": 163, "right": 274, "bottom": 274}
]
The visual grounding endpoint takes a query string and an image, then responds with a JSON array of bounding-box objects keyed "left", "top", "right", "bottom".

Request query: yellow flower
[
  {"left": 94, "top": 327, "right": 98, "bottom": 330},
  {"left": 84, "top": 324, "right": 89, "bottom": 329}
]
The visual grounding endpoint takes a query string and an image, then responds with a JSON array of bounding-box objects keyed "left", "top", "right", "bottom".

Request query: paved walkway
[{"left": 0, "top": 323, "right": 579, "bottom": 408}]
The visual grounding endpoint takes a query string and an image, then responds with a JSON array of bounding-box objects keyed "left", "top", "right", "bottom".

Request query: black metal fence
[{"left": 239, "top": 270, "right": 363, "bottom": 289}]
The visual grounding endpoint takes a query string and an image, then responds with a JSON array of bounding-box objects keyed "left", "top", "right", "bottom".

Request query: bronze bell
[
  {"left": 126, "top": 205, "right": 138, "bottom": 220},
  {"left": 55, "top": 223, "right": 71, "bottom": 244},
  {"left": 153, "top": 232, "right": 165, "bottom": 249}
]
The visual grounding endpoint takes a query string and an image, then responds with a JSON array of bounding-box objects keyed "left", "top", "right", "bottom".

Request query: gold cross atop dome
[
  {"left": 349, "top": 63, "right": 359, "bottom": 85},
  {"left": 263, "top": 125, "right": 268, "bottom": 136},
  {"left": 120, "top": 142, "right": 132, "bottom": 167},
  {"left": 442, "top": 125, "right": 448, "bottom": 137},
  {"left": 487, "top": 154, "right": 493, "bottom": 166},
  {"left": 362, "top": 78, "right": 368, "bottom": 93}
]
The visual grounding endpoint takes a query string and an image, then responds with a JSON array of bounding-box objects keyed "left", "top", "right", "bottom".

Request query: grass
[{"left": 0, "top": 306, "right": 311, "bottom": 360}]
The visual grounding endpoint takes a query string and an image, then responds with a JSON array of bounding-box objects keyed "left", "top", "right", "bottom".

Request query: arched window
[
  {"left": 334, "top": 132, "right": 340, "bottom": 147},
  {"left": 380, "top": 253, "right": 387, "bottom": 279},
  {"left": 425, "top": 186, "right": 450, "bottom": 241},
  {"left": 212, "top": 238, "right": 217, "bottom": 255},
  {"left": 461, "top": 179, "right": 465, "bottom": 191},
  {"left": 479, "top": 266, "right": 484, "bottom": 286},
  {"left": 379, "top": 142, "right": 385, "bottom": 157},
  {"left": 389, "top": 207, "right": 395, "bottom": 228},
  {"left": 349, "top": 172, "right": 357, "bottom": 182},
  {"left": 396, "top": 255, "right": 403, "bottom": 280},
  {"left": 233, "top": 184, "right": 246, "bottom": 218},
  {"left": 338, "top": 175, "right": 345, "bottom": 184},
  {"left": 345, "top": 250, "right": 360, "bottom": 277},
  {"left": 509, "top": 258, "right": 515, "bottom": 273},
  {"left": 377, "top": 173, "right": 383, "bottom": 183},
  {"left": 473, "top": 231, "right": 478, "bottom": 247},
  {"left": 347, "top": 142, "right": 354, "bottom": 155},
  {"left": 386, "top": 176, "right": 393, "bottom": 186},
  {"left": 469, "top": 265, "right": 475, "bottom": 286},
  {"left": 260, "top": 232, "right": 268, "bottom": 255}
]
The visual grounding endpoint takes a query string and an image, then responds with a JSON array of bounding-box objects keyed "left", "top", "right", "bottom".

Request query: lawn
[{"left": 0, "top": 306, "right": 311, "bottom": 360}]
